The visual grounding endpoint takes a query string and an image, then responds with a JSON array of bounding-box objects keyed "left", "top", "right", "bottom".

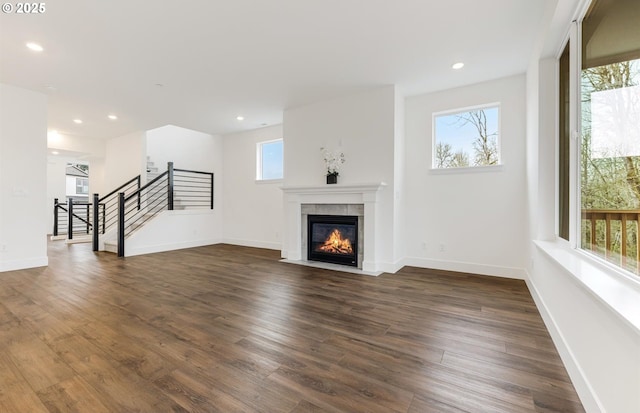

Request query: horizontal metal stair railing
[{"left": 116, "top": 162, "right": 214, "bottom": 257}]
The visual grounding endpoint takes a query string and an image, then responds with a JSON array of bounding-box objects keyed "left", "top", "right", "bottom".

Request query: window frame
[
  {"left": 431, "top": 102, "right": 502, "bottom": 171},
  {"left": 255, "top": 138, "right": 283, "bottom": 182},
  {"left": 557, "top": 0, "right": 640, "bottom": 283},
  {"left": 75, "top": 177, "right": 89, "bottom": 195}
]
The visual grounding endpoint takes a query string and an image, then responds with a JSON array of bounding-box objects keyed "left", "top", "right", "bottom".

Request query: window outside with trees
[
  {"left": 578, "top": 0, "right": 640, "bottom": 276},
  {"left": 256, "top": 139, "right": 283, "bottom": 181},
  {"left": 433, "top": 105, "right": 500, "bottom": 169},
  {"left": 580, "top": 60, "right": 640, "bottom": 272}
]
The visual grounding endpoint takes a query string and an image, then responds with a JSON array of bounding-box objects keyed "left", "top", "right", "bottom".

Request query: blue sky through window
[
  {"left": 261, "top": 140, "right": 283, "bottom": 180},
  {"left": 434, "top": 106, "right": 499, "bottom": 168}
]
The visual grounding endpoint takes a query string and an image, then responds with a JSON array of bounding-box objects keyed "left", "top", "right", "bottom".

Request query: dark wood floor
[{"left": 0, "top": 241, "right": 585, "bottom": 413}]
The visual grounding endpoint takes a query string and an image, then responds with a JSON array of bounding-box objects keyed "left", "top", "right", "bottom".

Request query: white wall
[
  {"left": 393, "top": 89, "right": 407, "bottom": 264},
  {"left": 146, "top": 124, "right": 221, "bottom": 173},
  {"left": 0, "top": 84, "right": 48, "bottom": 271},
  {"left": 283, "top": 86, "right": 396, "bottom": 186},
  {"left": 88, "top": 157, "right": 106, "bottom": 196},
  {"left": 403, "top": 75, "right": 528, "bottom": 279},
  {"left": 283, "top": 86, "right": 400, "bottom": 270},
  {"left": 46, "top": 132, "right": 106, "bottom": 226},
  {"left": 47, "top": 132, "right": 106, "bottom": 159},
  {"left": 528, "top": 246, "right": 640, "bottom": 413},
  {"left": 124, "top": 124, "right": 224, "bottom": 254},
  {"left": 46, "top": 157, "right": 68, "bottom": 234},
  {"left": 222, "top": 125, "right": 283, "bottom": 250},
  {"left": 104, "top": 131, "right": 146, "bottom": 189},
  {"left": 524, "top": 1, "right": 640, "bottom": 411},
  {"left": 125, "top": 209, "right": 221, "bottom": 257}
]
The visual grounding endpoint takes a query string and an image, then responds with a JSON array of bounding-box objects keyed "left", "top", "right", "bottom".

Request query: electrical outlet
[
  {"left": 439, "top": 243, "right": 445, "bottom": 252},
  {"left": 421, "top": 242, "right": 427, "bottom": 250}
]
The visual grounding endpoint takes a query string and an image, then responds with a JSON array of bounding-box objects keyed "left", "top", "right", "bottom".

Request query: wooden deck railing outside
[{"left": 582, "top": 209, "right": 640, "bottom": 274}]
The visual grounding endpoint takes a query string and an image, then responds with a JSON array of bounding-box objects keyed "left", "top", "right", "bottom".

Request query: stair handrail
[
  {"left": 124, "top": 170, "right": 168, "bottom": 203},
  {"left": 118, "top": 166, "right": 171, "bottom": 257},
  {"left": 91, "top": 174, "right": 141, "bottom": 251},
  {"left": 53, "top": 198, "right": 67, "bottom": 236},
  {"left": 67, "top": 199, "right": 93, "bottom": 240},
  {"left": 116, "top": 162, "right": 214, "bottom": 257},
  {"left": 174, "top": 168, "right": 215, "bottom": 209},
  {"left": 98, "top": 175, "right": 141, "bottom": 203}
]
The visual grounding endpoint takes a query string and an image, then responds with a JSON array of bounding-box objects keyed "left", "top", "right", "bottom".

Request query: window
[
  {"left": 76, "top": 178, "right": 89, "bottom": 195},
  {"left": 256, "top": 139, "right": 283, "bottom": 181},
  {"left": 432, "top": 104, "right": 500, "bottom": 169},
  {"left": 559, "top": 0, "right": 640, "bottom": 276},
  {"left": 558, "top": 41, "right": 571, "bottom": 241},
  {"left": 580, "top": 0, "right": 640, "bottom": 274}
]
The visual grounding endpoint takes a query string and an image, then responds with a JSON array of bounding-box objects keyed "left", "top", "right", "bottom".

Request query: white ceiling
[{"left": 0, "top": 0, "right": 556, "bottom": 140}]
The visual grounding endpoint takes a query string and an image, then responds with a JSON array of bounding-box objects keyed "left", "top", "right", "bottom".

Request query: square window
[{"left": 432, "top": 105, "right": 500, "bottom": 169}]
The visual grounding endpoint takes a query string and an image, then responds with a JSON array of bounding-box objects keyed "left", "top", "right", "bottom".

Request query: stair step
[{"left": 65, "top": 235, "right": 92, "bottom": 245}]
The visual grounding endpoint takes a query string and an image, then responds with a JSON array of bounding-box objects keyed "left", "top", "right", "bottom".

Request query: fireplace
[
  {"left": 282, "top": 184, "right": 385, "bottom": 272},
  {"left": 307, "top": 214, "right": 358, "bottom": 267}
]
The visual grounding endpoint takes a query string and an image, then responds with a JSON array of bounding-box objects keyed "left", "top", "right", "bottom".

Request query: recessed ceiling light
[
  {"left": 51, "top": 151, "right": 59, "bottom": 155},
  {"left": 236, "top": 116, "right": 244, "bottom": 121},
  {"left": 73, "top": 119, "right": 83, "bottom": 124},
  {"left": 26, "top": 42, "right": 43, "bottom": 52},
  {"left": 452, "top": 62, "right": 465, "bottom": 70},
  {"left": 108, "top": 114, "right": 118, "bottom": 120}
]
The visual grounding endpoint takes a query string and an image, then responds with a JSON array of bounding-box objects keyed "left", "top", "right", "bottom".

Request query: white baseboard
[
  {"left": 280, "top": 259, "right": 382, "bottom": 276},
  {"left": 0, "top": 256, "right": 48, "bottom": 272},
  {"left": 65, "top": 236, "right": 92, "bottom": 245},
  {"left": 126, "top": 238, "right": 222, "bottom": 257},
  {"left": 402, "top": 256, "right": 526, "bottom": 279},
  {"left": 525, "top": 275, "right": 604, "bottom": 413},
  {"left": 221, "top": 238, "right": 282, "bottom": 251},
  {"left": 376, "top": 258, "right": 406, "bottom": 274}
]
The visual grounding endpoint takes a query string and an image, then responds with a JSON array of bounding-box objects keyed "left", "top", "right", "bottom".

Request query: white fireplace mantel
[
  {"left": 281, "top": 182, "right": 387, "bottom": 197},
  {"left": 281, "top": 182, "right": 386, "bottom": 273}
]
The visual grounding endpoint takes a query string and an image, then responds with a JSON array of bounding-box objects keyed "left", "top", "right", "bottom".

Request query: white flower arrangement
[{"left": 321, "top": 147, "right": 345, "bottom": 175}]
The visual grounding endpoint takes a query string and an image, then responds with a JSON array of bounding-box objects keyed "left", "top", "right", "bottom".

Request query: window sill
[
  {"left": 534, "top": 239, "right": 640, "bottom": 334},
  {"left": 255, "top": 178, "right": 283, "bottom": 184},
  {"left": 429, "top": 164, "right": 503, "bottom": 174}
]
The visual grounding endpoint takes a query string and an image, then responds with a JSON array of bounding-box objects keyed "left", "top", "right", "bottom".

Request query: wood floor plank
[
  {"left": 0, "top": 240, "right": 585, "bottom": 412},
  {"left": 36, "top": 376, "right": 112, "bottom": 413},
  {"left": 78, "top": 320, "right": 177, "bottom": 381},
  {"left": 50, "top": 334, "right": 189, "bottom": 413},
  {"left": 0, "top": 353, "right": 49, "bottom": 413},
  {"left": 441, "top": 351, "right": 582, "bottom": 403},
  {"left": 289, "top": 399, "right": 338, "bottom": 413},
  {"left": 7, "top": 335, "right": 76, "bottom": 392},
  {"left": 337, "top": 347, "right": 537, "bottom": 412},
  {"left": 407, "top": 394, "right": 471, "bottom": 413},
  {"left": 154, "top": 368, "right": 258, "bottom": 413}
]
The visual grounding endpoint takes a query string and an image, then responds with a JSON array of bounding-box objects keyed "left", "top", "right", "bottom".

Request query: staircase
[
  {"left": 52, "top": 159, "right": 214, "bottom": 257},
  {"left": 108, "top": 160, "right": 213, "bottom": 256},
  {"left": 146, "top": 156, "right": 160, "bottom": 181}
]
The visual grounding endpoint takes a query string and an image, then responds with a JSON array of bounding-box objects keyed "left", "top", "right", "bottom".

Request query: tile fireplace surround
[
  {"left": 281, "top": 183, "right": 386, "bottom": 274},
  {"left": 303, "top": 204, "right": 364, "bottom": 268}
]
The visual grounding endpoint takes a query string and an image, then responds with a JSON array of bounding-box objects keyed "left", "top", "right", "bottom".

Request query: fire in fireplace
[{"left": 307, "top": 215, "right": 358, "bottom": 267}]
